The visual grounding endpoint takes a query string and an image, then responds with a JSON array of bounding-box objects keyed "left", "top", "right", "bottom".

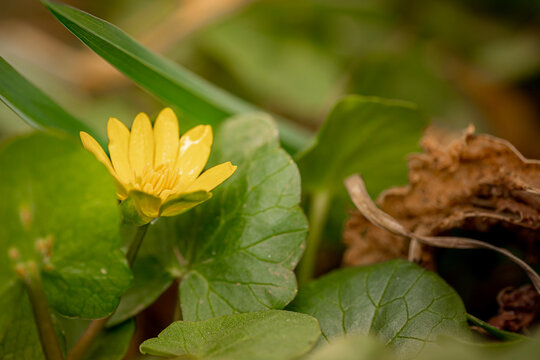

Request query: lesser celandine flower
[{"left": 80, "top": 108, "right": 236, "bottom": 222}]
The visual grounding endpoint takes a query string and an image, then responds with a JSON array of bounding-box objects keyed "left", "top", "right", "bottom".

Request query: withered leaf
[
  {"left": 489, "top": 285, "right": 540, "bottom": 332},
  {"left": 343, "top": 127, "right": 540, "bottom": 274},
  {"left": 344, "top": 171, "right": 540, "bottom": 293}
]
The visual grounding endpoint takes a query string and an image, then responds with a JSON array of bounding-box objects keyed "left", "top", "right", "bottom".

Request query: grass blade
[
  {"left": 42, "top": 0, "right": 310, "bottom": 153},
  {"left": 0, "top": 57, "right": 99, "bottom": 142}
]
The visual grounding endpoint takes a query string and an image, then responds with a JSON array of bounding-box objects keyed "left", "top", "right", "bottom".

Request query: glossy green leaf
[
  {"left": 0, "top": 132, "right": 131, "bottom": 319},
  {"left": 110, "top": 113, "right": 307, "bottom": 324},
  {"left": 42, "top": 0, "right": 311, "bottom": 154},
  {"left": 176, "top": 113, "right": 307, "bottom": 320},
  {"left": 140, "top": 310, "right": 320, "bottom": 360},
  {"left": 288, "top": 260, "right": 470, "bottom": 359},
  {"left": 297, "top": 95, "right": 428, "bottom": 196},
  {"left": 0, "top": 57, "right": 98, "bottom": 143}
]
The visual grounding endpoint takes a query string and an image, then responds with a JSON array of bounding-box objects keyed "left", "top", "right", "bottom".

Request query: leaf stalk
[
  {"left": 297, "top": 190, "right": 332, "bottom": 286},
  {"left": 67, "top": 223, "right": 150, "bottom": 360},
  {"left": 23, "top": 261, "right": 65, "bottom": 360}
]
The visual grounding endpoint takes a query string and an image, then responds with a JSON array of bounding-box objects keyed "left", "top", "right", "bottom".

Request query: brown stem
[
  {"left": 65, "top": 318, "right": 107, "bottom": 360},
  {"left": 23, "top": 262, "right": 65, "bottom": 360}
]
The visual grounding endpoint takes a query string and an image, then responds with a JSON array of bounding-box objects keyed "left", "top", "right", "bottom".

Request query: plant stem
[
  {"left": 466, "top": 313, "right": 528, "bottom": 341},
  {"left": 297, "top": 191, "right": 332, "bottom": 287},
  {"left": 126, "top": 223, "right": 150, "bottom": 267},
  {"left": 173, "top": 279, "right": 183, "bottom": 322},
  {"left": 67, "top": 223, "right": 150, "bottom": 360},
  {"left": 23, "top": 261, "right": 64, "bottom": 360},
  {"left": 66, "top": 318, "right": 106, "bottom": 360}
]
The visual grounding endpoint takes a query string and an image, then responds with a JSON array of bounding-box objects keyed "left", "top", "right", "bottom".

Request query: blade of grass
[
  {"left": 42, "top": 0, "right": 311, "bottom": 154},
  {"left": 0, "top": 57, "right": 101, "bottom": 143}
]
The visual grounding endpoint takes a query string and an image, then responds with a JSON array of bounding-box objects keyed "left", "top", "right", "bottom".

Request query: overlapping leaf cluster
[{"left": 0, "top": 2, "right": 532, "bottom": 360}]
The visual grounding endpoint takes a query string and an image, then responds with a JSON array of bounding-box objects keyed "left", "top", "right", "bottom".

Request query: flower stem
[
  {"left": 126, "top": 223, "right": 150, "bottom": 267},
  {"left": 23, "top": 261, "right": 64, "bottom": 360},
  {"left": 297, "top": 191, "right": 332, "bottom": 287},
  {"left": 67, "top": 223, "right": 150, "bottom": 360}
]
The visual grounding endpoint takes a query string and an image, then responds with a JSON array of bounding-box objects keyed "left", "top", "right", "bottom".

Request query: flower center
[{"left": 133, "top": 163, "right": 180, "bottom": 198}]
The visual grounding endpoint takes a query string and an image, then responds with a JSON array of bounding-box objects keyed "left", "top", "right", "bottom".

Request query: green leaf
[
  {"left": 139, "top": 310, "right": 321, "bottom": 360},
  {"left": 307, "top": 334, "right": 394, "bottom": 360},
  {"left": 0, "top": 57, "right": 99, "bottom": 144},
  {"left": 111, "top": 113, "right": 307, "bottom": 324},
  {"left": 176, "top": 113, "right": 307, "bottom": 320},
  {"left": 288, "top": 260, "right": 470, "bottom": 359},
  {"left": 297, "top": 95, "right": 428, "bottom": 196},
  {"left": 0, "top": 281, "right": 60, "bottom": 360},
  {"left": 0, "top": 132, "right": 131, "bottom": 318},
  {"left": 42, "top": 0, "right": 311, "bottom": 154},
  {"left": 108, "top": 225, "right": 176, "bottom": 325}
]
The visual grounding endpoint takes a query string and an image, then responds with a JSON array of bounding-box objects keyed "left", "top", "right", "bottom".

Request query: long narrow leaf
[
  {"left": 42, "top": 0, "right": 311, "bottom": 153},
  {"left": 0, "top": 57, "right": 100, "bottom": 142}
]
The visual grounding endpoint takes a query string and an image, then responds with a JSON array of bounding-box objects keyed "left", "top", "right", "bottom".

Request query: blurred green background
[{"left": 2, "top": 0, "right": 540, "bottom": 156}]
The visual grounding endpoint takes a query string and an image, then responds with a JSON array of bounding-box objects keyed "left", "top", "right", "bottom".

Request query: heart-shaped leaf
[
  {"left": 176, "top": 114, "right": 307, "bottom": 320},
  {"left": 140, "top": 310, "right": 321, "bottom": 360},
  {"left": 0, "top": 132, "right": 132, "bottom": 319},
  {"left": 110, "top": 113, "right": 307, "bottom": 324},
  {"left": 288, "top": 260, "right": 470, "bottom": 359},
  {"left": 297, "top": 95, "right": 428, "bottom": 197}
]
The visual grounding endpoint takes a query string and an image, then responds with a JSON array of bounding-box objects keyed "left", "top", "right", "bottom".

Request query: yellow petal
[
  {"left": 174, "top": 125, "right": 213, "bottom": 189},
  {"left": 129, "top": 190, "right": 161, "bottom": 219},
  {"left": 153, "top": 108, "right": 179, "bottom": 167},
  {"left": 160, "top": 190, "right": 212, "bottom": 217},
  {"left": 116, "top": 189, "right": 128, "bottom": 201},
  {"left": 80, "top": 132, "right": 114, "bottom": 174},
  {"left": 186, "top": 162, "right": 237, "bottom": 192},
  {"left": 107, "top": 117, "right": 132, "bottom": 185},
  {"left": 81, "top": 131, "right": 128, "bottom": 199},
  {"left": 129, "top": 112, "right": 154, "bottom": 176}
]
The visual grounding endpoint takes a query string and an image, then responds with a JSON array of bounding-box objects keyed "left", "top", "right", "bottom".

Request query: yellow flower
[{"left": 80, "top": 108, "right": 236, "bottom": 220}]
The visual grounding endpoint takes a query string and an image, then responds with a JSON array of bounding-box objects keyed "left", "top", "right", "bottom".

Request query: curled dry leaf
[
  {"left": 343, "top": 126, "right": 540, "bottom": 274},
  {"left": 489, "top": 285, "right": 540, "bottom": 332},
  {"left": 344, "top": 174, "right": 540, "bottom": 294}
]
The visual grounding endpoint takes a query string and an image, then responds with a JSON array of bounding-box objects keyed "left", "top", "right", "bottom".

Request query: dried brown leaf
[
  {"left": 343, "top": 127, "right": 540, "bottom": 271},
  {"left": 488, "top": 285, "right": 540, "bottom": 332},
  {"left": 344, "top": 174, "right": 540, "bottom": 293}
]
